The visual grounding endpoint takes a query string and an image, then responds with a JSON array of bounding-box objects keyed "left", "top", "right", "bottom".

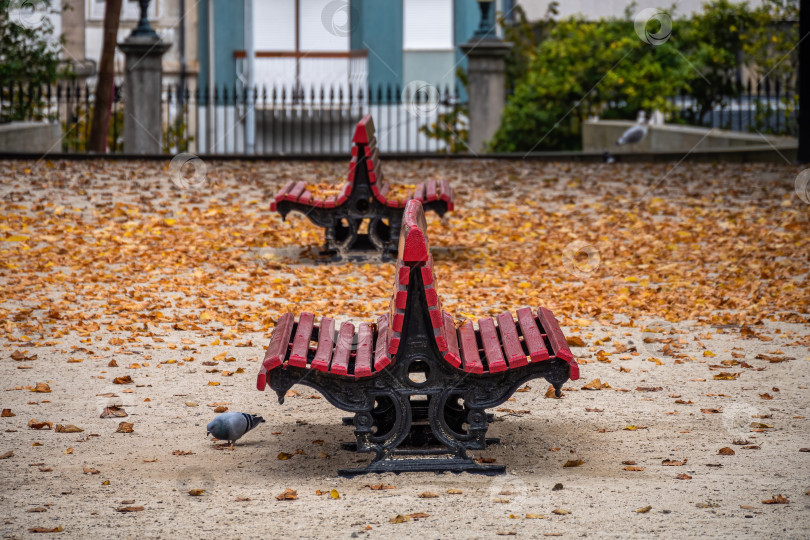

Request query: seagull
[
  {"left": 616, "top": 111, "right": 649, "bottom": 149},
  {"left": 206, "top": 412, "right": 265, "bottom": 446}
]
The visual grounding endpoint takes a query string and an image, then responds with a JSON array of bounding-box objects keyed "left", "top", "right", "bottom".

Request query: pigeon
[
  {"left": 616, "top": 110, "right": 649, "bottom": 148},
  {"left": 206, "top": 412, "right": 265, "bottom": 445}
]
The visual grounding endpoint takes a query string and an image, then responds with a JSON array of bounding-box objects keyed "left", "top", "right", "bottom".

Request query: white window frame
[{"left": 402, "top": 0, "right": 454, "bottom": 51}]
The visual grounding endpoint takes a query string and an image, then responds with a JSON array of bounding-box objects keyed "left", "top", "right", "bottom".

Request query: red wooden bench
[
  {"left": 258, "top": 199, "right": 579, "bottom": 475},
  {"left": 270, "top": 114, "right": 454, "bottom": 259}
]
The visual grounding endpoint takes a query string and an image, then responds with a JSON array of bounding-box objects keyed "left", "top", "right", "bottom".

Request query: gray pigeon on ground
[{"left": 206, "top": 412, "right": 265, "bottom": 445}]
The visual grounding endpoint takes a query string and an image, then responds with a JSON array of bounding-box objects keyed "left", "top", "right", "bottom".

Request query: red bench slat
[
  {"left": 274, "top": 180, "right": 295, "bottom": 202},
  {"left": 537, "top": 307, "right": 573, "bottom": 362},
  {"left": 298, "top": 190, "right": 312, "bottom": 205},
  {"left": 330, "top": 321, "right": 355, "bottom": 376},
  {"left": 440, "top": 178, "right": 453, "bottom": 210},
  {"left": 413, "top": 182, "right": 426, "bottom": 201},
  {"left": 497, "top": 312, "right": 528, "bottom": 368},
  {"left": 374, "top": 314, "right": 391, "bottom": 371},
  {"left": 336, "top": 181, "right": 351, "bottom": 205},
  {"left": 288, "top": 181, "right": 307, "bottom": 201},
  {"left": 478, "top": 317, "right": 507, "bottom": 373},
  {"left": 365, "top": 136, "right": 376, "bottom": 155},
  {"left": 257, "top": 364, "right": 268, "bottom": 390},
  {"left": 288, "top": 312, "right": 315, "bottom": 367},
  {"left": 352, "top": 114, "right": 375, "bottom": 144},
  {"left": 354, "top": 323, "right": 373, "bottom": 377},
  {"left": 439, "top": 178, "right": 452, "bottom": 201},
  {"left": 398, "top": 200, "right": 430, "bottom": 265},
  {"left": 458, "top": 320, "right": 483, "bottom": 374},
  {"left": 426, "top": 179, "right": 438, "bottom": 201},
  {"left": 311, "top": 316, "right": 335, "bottom": 372},
  {"left": 443, "top": 312, "right": 461, "bottom": 368},
  {"left": 324, "top": 196, "right": 336, "bottom": 209},
  {"left": 516, "top": 307, "right": 549, "bottom": 362},
  {"left": 263, "top": 312, "right": 295, "bottom": 370}
]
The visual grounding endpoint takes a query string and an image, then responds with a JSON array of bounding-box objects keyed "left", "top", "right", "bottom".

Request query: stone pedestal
[
  {"left": 459, "top": 40, "right": 512, "bottom": 153},
  {"left": 118, "top": 35, "right": 170, "bottom": 154}
]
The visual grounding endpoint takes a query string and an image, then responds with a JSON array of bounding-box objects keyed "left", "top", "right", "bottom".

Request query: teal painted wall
[
  {"left": 351, "top": 0, "right": 404, "bottom": 90},
  {"left": 198, "top": 0, "right": 245, "bottom": 91},
  {"left": 454, "top": 0, "right": 480, "bottom": 100}
]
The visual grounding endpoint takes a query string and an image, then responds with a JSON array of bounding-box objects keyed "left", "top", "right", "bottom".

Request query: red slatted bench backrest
[{"left": 387, "top": 200, "right": 454, "bottom": 363}]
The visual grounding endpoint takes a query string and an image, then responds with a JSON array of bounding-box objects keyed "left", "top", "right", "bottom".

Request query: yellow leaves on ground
[{"left": 562, "top": 459, "right": 585, "bottom": 468}]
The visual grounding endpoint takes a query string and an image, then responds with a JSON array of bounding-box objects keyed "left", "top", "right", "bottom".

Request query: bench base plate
[{"left": 338, "top": 457, "right": 506, "bottom": 477}]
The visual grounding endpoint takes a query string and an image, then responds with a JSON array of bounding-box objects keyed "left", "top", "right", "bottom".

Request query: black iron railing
[
  {"left": 0, "top": 74, "right": 796, "bottom": 155},
  {"left": 0, "top": 81, "right": 465, "bottom": 155}
]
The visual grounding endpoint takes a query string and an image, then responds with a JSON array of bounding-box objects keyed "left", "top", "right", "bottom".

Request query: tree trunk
[{"left": 88, "top": 0, "right": 123, "bottom": 153}]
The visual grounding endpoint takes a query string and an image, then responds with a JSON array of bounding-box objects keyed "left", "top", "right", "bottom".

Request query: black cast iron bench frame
[
  {"left": 270, "top": 115, "right": 453, "bottom": 260},
  {"left": 257, "top": 200, "right": 579, "bottom": 475}
]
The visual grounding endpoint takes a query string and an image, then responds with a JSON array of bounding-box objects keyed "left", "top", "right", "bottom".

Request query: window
[
  {"left": 253, "top": 0, "right": 349, "bottom": 51},
  {"left": 403, "top": 0, "right": 453, "bottom": 50}
]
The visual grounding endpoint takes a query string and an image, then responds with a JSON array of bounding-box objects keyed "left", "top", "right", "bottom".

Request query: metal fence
[
  {"left": 669, "top": 76, "right": 797, "bottom": 136},
  {"left": 0, "top": 74, "right": 796, "bottom": 155},
  {"left": 0, "top": 81, "right": 465, "bottom": 155}
]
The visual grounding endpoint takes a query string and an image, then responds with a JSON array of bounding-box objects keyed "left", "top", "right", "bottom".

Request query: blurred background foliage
[{"left": 490, "top": 0, "right": 798, "bottom": 152}]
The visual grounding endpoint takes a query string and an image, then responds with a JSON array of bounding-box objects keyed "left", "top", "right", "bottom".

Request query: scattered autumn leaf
[
  {"left": 115, "top": 422, "right": 134, "bottom": 433},
  {"left": 54, "top": 424, "right": 83, "bottom": 433},
  {"left": 31, "top": 382, "right": 51, "bottom": 393},
  {"left": 116, "top": 506, "right": 145, "bottom": 512},
  {"left": 276, "top": 489, "right": 298, "bottom": 501}
]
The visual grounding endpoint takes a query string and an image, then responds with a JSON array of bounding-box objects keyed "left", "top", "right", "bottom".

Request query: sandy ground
[{"left": 0, "top": 158, "right": 808, "bottom": 539}]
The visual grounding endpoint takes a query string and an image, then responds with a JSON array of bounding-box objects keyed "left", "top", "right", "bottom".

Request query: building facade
[{"left": 198, "top": 0, "right": 491, "bottom": 97}]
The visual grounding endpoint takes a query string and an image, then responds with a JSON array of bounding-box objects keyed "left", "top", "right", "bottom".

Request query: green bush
[{"left": 490, "top": 0, "right": 798, "bottom": 152}]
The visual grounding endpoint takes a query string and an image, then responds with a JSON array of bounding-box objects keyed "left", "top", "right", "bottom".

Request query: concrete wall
[
  {"left": 0, "top": 123, "right": 62, "bottom": 153},
  {"left": 583, "top": 121, "right": 796, "bottom": 153}
]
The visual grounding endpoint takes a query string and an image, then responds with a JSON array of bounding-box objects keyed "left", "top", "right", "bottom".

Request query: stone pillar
[
  {"left": 459, "top": 40, "right": 512, "bottom": 153},
  {"left": 118, "top": 36, "right": 170, "bottom": 154}
]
